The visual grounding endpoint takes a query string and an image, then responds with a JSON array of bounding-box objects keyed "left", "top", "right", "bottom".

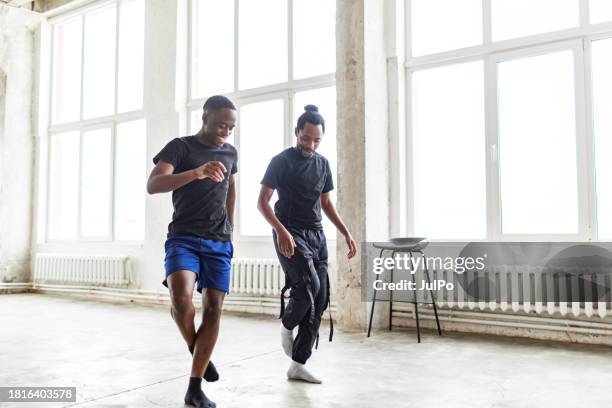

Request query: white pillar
[
  {"left": 141, "top": 0, "right": 182, "bottom": 290},
  {"left": 0, "top": 6, "right": 42, "bottom": 284},
  {"left": 335, "top": 0, "right": 391, "bottom": 330}
]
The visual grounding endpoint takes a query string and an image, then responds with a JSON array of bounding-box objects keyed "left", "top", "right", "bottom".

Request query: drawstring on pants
[{"left": 279, "top": 285, "right": 290, "bottom": 319}]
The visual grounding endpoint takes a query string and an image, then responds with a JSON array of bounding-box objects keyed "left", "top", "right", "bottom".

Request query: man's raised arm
[{"left": 147, "top": 160, "right": 226, "bottom": 194}]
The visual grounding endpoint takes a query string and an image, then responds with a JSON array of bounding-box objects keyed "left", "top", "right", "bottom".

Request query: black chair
[{"left": 367, "top": 241, "right": 442, "bottom": 343}]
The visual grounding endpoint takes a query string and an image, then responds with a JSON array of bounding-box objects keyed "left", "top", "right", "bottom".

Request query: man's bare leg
[
  {"left": 183, "top": 289, "right": 224, "bottom": 408},
  {"left": 168, "top": 271, "right": 219, "bottom": 383},
  {"left": 191, "top": 288, "right": 225, "bottom": 378},
  {"left": 168, "top": 270, "right": 197, "bottom": 347},
  {"left": 169, "top": 276, "right": 218, "bottom": 406}
]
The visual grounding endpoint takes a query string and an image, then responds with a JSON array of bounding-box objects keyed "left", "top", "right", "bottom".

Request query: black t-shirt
[
  {"left": 261, "top": 147, "right": 334, "bottom": 230},
  {"left": 153, "top": 136, "right": 238, "bottom": 240}
]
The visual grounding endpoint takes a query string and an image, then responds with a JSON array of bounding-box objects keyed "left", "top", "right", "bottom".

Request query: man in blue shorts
[{"left": 147, "top": 95, "right": 238, "bottom": 408}]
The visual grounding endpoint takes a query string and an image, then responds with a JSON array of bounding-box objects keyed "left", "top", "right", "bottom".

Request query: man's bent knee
[
  {"left": 171, "top": 292, "right": 194, "bottom": 316},
  {"left": 202, "top": 288, "right": 225, "bottom": 321},
  {"left": 203, "top": 303, "right": 223, "bottom": 322}
]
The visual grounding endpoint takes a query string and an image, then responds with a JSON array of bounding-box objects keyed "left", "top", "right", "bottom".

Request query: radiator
[
  {"left": 428, "top": 265, "right": 612, "bottom": 318},
  {"left": 33, "top": 254, "right": 131, "bottom": 287},
  {"left": 230, "top": 258, "right": 284, "bottom": 297}
]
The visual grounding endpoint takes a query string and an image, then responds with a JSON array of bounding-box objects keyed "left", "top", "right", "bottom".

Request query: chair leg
[
  {"left": 414, "top": 301, "right": 421, "bottom": 343},
  {"left": 431, "top": 294, "right": 442, "bottom": 336},
  {"left": 389, "top": 252, "right": 395, "bottom": 331},
  {"left": 367, "top": 289, "right": 377, "bottom": 338},
  {"left": 422, "top": 252, "right": 442, "bottom": 336},
  {"left": 368, "top": 247, "right": 387, "bottom": 338},
  {"left": 409, "top": 252, "right": 421, "bottom": 343}
]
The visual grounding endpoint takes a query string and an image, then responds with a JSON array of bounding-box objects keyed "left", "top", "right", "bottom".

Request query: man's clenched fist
[{"left": 193, "top": 161, "right": 227, "bottom": 183}]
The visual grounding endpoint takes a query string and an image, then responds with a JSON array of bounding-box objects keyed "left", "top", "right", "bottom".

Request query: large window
[
  {"left": 411, "top": 62, "right": 486, "bottom": 239},
  {"left": 47, "top": 0, "right": 145, "bottom": 241},
  {"left": 239, "top": 99, "right": 285, "bottom": 236},
  {"left": 491, "top": 0, "right": 579, "bottom": 42},
  {"left": 407, "top": 0, "right": 612, "bottom": 240},
  {"left": 497, "top": 50, "right": 579, "bottom": 235},
  {"left": 410, "top": 0, "right": 482, "bottom": 56},
  {"left": 592, "top": 37, "right": 612, "bottom": 239},
  {"left": 591, "top": 0, "right": 612, "bottom": 24},
  {"left": 189, "top": 0, "right": 337, "bottom": 239},
  {"left": 48, "top": 131, "right": 79, "bottom": 239}
]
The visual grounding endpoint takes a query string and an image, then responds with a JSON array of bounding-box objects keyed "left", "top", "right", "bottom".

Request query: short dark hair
[
  {"left": 296, "top": 104, "right": 325, "bottom": 133},
  {"left": 203, "top": 95, "right": 236, "bottom": 112}
]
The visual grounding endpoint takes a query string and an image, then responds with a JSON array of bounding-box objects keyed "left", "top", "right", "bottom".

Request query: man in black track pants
[{"left": 257, "top": 104, "right": 357, "bottom": 383}]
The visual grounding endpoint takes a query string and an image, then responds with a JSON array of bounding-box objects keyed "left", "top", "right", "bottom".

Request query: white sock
[
  {"left": 280, "top": 323, "right": 294, "bottom": 358},
  {"left": 287, "top": 361, "right": 322, "bottom": 384}
]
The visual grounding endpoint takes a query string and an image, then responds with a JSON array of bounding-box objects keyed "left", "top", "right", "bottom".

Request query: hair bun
[{"left": 304, "top": 104, "right": 319, "bottom": 113}]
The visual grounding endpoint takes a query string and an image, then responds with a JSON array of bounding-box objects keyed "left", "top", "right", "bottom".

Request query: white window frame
[
  {"left": 404, "top": 0, "right": 612, "bottom": 241},
  {"left": 45, "top": 0, "right": 146, "bottom": 243},
  {"left": 187, "top": 0, "right": 336, "bottom": 242}
]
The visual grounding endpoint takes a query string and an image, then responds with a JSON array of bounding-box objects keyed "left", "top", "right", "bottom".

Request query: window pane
[
  {"left": 117, "top": 0, "right": 144, "bottom": 113},
  {"left": 498, "top": 51, "right": 578, "bottom": 234},
  {"left": 592, "top": 38, "right": 612, "bottom": 239},
  {"left": 239, "top": 0, "right": 287, "bottom": 89},
  {"left": 491, "top": 0, "right": 579, "bottom": 41},
  {"left": 52, "top": 17, "right": 82, "bottom": 124},
  {"left": 590, "top": 0, "right": 612, "bottom": 24},
  {"left": 82, "top": 5, "right": 116, "bottom": 119},
  {"left": 81, "top": 128, "right": 112, "bottom": 237},
  {"left": 191, "top": 0, "right": 235, "bottom": 97},
  {"left": 240, "top": 99, "right": 284, "bottom": 236},
  {"left": 411, "top": 0, "right": 482, "bottom": 56},
  {"left": 294, "top": 87, "right": 336, "bottom": 238},
  {"left": 190, "top": 109, "right": 202, "bottom": 134},
  {"left": 293, "top": 0, "right": 335, "bottom": 79},
  {"left": 412, "top": 62, "right": 486, "bottom": 239},
  {"left": 115, "top": 120, "right": 146, "bottom": 240},
  {"left": 48, "top": 131, "right": 80, "bottom": 239}
]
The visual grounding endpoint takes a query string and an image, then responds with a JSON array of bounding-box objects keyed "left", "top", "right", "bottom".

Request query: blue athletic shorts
[{"left": 162, "top": 235, "right": 233, "bottom": 293}]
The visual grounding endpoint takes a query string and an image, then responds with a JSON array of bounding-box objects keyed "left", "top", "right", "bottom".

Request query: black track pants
[{"left": 274, "top": 227, "right": 329, "bottom": 364}]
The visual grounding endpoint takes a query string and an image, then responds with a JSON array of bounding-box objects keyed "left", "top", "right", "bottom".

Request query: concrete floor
[{"left": 1, "top": 294, "right": 612, "bottom": 408}]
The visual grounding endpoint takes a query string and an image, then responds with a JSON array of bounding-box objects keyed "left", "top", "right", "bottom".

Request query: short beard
[{"left": 296, "top": 144, "right": 314, "bottom": 157}]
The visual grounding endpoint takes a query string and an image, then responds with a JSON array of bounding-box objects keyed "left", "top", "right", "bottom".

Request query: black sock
[
  {"left": 185, "top": 377, "right": 216, "bottom": 408},
  {"left": 203, "top": 360, "right": 219, "bottom": 382},
  {"left": 188, "top": 377, "right": 202, "bottom": 392}
]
